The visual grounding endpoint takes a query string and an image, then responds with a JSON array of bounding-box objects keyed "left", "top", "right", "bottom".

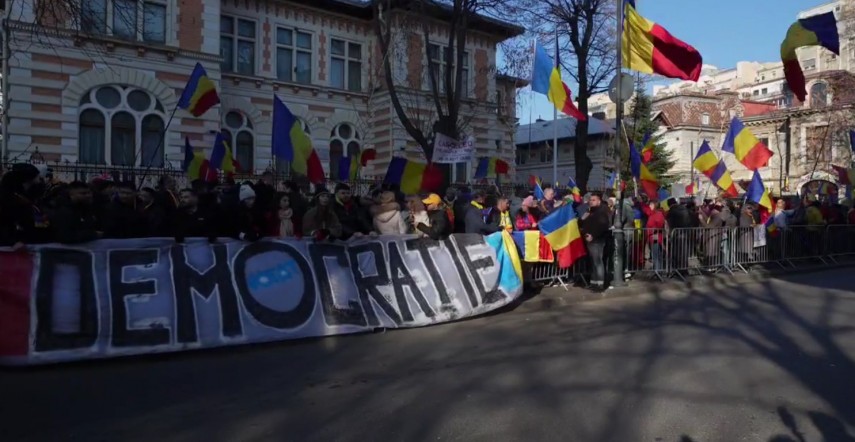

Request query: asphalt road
[{"left": 3, "top": 268, "right": 855, "bottom": 442}]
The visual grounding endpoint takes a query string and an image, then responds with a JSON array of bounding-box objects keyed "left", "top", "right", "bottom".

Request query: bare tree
[
  {"left": 373, "top": 0, "right": 509, "bottom": 160},
  {"left": 513, "top": 0, "right": 617, "bottom": 193}
]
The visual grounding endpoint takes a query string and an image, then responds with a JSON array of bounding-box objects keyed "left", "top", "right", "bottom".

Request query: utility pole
[{"left": 611, "top": 0, "right": 626, "bottom": 288}]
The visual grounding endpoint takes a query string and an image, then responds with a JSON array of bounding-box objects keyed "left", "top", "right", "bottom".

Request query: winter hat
[
  {"left": 11, "top": 163, "right": 40, "bottom": 182},
  {"left": 239, "top": 184, "right": 256, "bottom": 202},
  {"left": 522, "top": 196, "right": 536, "bottom": 208}
]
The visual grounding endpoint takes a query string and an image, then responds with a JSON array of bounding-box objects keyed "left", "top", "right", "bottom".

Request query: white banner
[
  {"left": 432, "top": 133, "right": 475, "bottom": 164},
  {"left": 0, "top": 234, "right": 523, "bottom": 365}
]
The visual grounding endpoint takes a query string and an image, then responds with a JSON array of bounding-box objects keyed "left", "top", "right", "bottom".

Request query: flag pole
[
  {"left": 611, "top": 0, "right": 627, "bottom": 288},
  {"left": 137, "top": 104, "right": 181, "bottom": 190},
  {"left": 552, "top": 29, "right": 559, "bottom": 186}
]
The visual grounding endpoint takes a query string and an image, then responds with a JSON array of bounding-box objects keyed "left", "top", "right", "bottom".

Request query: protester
[
  {"left": 539, "top": 187, "right": 563, "bottom": 214},
  {"left": 515, "top": 196, "right": 539, "bottom": 231},
  {"left": 416, "top": 193, "right": 451, "bottom": 240},
  {"left": 267, "top": 193, "right": 298, "bottom": 238},
  {"left": 138, "top": 187, "right": 167, "bottom": 237},
  {"left": 174, "top": 189, "right": 218, "bottom": 243},
  {"left": 103, "top": 182, "right": 147, "bottom": 239},
  {"left": 465, "top": 190, "right": 500, "bottom": 234},
  {"left": 641, "top": 200, "right": 666, "bottom": 273},
  {"left": 406, "top": 195, "right": 431, "bottom": 237},
  {"left": 581, "top": 192, "right": 610, "bottom": 291},
  {"left": 371, "top": 191, "right": 407, "bottom": 235},
  {"left": 53, "top": 181, "right": 101, "bottom": 244},
  {"left": 232, "top": 184, "right": 263, "bottom": 241},
  {"left": 0, "top": 163, "right": 51, "bottom": 247},
  {"left": 333, "top": 183, "right": 369, "bottom": 239},
  {"left": 303, "top": 190, "right": 342, "bottom": 240}
]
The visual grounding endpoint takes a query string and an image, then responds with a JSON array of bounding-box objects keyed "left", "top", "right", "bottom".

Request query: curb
[{"left": 515, "top": 261, "right": 855, "bottom": 311}]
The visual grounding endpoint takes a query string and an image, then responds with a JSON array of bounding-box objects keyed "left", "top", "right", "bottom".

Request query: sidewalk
[{"left": 516, "top": 260, "right": 852, "bottom": 312}]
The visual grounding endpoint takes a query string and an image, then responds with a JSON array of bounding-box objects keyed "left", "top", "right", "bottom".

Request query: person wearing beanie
[
  {"left": 103, "top": 181, "right": 147, "bottom": 239},
  {"left": 515, "top": 196, "right": 540, "bottom": 231},
  {"left": 231, "top": 184, "right": 263, "bottom": 241},
  {"left": 0, "top": 163, "right": 52, "bottom": 247},
  {"left": 52, "top": 181, "right": 101, "bottom": 244}
]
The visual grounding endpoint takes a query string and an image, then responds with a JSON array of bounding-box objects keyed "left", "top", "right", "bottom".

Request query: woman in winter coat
[
  {"left": 370, "top": 191, "right": 407, "bottom": 235},
  {"left": 303, "top": 191, "right": 343, "bottom": 240},
  {"left": 267, "top": 193, "right": 298, "bottom": 238},
  {"left": 406, "top": 195, "right": 431, "bottom": 237},
  {"left": 514, "top": 196, "right": 540, "bottom": 231}
]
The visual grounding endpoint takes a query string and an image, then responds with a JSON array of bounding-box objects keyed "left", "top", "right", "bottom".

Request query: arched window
[
  {"left": 329, "top": 123, "right": 360, "bottom": 175},
  {"left": 223, "top": 110, "right": 254, "bottom": 171},
  {"left": 810, "top": 82, "right": 829, "bottom": 108},
  {"left": 78, "top": 85, "right": 166, "bottom": 166}
]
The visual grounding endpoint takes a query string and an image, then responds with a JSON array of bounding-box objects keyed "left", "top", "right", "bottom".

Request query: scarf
[{"left": 278, "top": 208, "right": 294, "bottom": 237}]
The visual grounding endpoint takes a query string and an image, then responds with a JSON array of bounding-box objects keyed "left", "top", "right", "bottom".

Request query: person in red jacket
[
  {"left": 514, "top": 196, "right": 540, "bottom": 231},
  {"left": 640, "top": 200, "right": 666, "bottom": 273}
]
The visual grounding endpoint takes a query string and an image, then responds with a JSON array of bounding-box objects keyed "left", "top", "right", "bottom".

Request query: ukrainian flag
[
  {"left": 538, "top": 204, "right": 586, "bottom": 268},
  {"left": 177, "top": 63, "right": 220, "bottom": 117}
]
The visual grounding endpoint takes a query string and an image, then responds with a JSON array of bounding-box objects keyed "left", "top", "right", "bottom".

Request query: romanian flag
[
  {"left": 384, "top": 158, "right": 443, "bottom": 194},
  {"left": 337, "top": 156, "right": 360, "bottom": 181},
  {"left": 693, "top": 140, "right": 738, "bottom": 197},
  {"left": 722, "top": 117, "right": 774, "bottom": 170},
  {"left": 531, "top": 42, "right": 586, "bottom": 121},
  {"left": 538, "top": 204, "right": 586, "bottom": 269},
  {"left": 567, "top": 176, "right": 582, "bottom": 203},
  {"left": 474, "top": 157, "right": 510, "bottom": 179},
  {"left": 177, "top": 63, "right": 220, "bottom": 117},
  {"left": 183, "top": 137, "right": 213, "bottom": 181},
  {"left": 765, "top": 215, "right": 779, "bottom": 238},
  {"left": 272, "top": 95, "right": 324, "bottom": 184},
  {"left": 511, "top": 231, "right": 555, "bottom": 263},
  {"left": 531, "top": 176, "right": 545, "bottom": 200},
  {"left": 622, "top": 0, "right": 703, "bottom": 81},
  {"left": 209, "top": 132, "right": 235, "bottom": 175},
  {"left": 832, "top": 164, "right": 855, "bottom": 186},
  {"left": 640, "top": 133, "right": 655, "bottom": 164},
  {"left": 746, "top": 170, "right": 773, "bottom": 212},
  {"left": 781, "top": 11, "right": 839, "bottom": 102},
  {"left": 630, "top": 141, "right": 659, "bottom": 198}
]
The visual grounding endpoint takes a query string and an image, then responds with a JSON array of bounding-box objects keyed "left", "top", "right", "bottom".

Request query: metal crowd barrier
[{"left": 527, "top": 224, "right": 851, "bottom": 290}]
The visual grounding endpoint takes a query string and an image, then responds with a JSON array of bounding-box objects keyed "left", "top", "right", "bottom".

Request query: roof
[
  {"left": 497, "top": 73, "right": 529, "bottom": 87},
  {"left": 515, "top": 117, "right": 614, "bottom": 146}
]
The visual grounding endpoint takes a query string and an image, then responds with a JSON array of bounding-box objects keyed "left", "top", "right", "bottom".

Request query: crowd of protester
[{"left": 1, "top": 162, "right": 850, "bottom": 289}]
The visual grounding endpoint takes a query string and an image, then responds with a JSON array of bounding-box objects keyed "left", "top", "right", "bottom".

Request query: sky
[{"left": 522, "top": 0, "right": 831, "bottom": 123}]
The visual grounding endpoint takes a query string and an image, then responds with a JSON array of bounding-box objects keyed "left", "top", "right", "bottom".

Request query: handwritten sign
[{"left": 433, "top": 133, "right": 475, "bottom": 164}]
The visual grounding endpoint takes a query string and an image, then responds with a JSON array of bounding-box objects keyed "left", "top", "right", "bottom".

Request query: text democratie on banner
[{"left": 0, "top": 234, "right": 522, "bottom": 365}]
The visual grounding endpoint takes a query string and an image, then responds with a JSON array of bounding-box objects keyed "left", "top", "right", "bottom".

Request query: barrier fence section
[{"left": 528, "top": 224, "right": 854, "bottom": 288}]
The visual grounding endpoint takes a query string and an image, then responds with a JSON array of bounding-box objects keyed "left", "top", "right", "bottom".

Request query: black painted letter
[
  {"left": 108, "top": 249, "right": 170, "bottom": 347},
  {"left": 34, "top": 249, "right": 98, "bottom": 352}
]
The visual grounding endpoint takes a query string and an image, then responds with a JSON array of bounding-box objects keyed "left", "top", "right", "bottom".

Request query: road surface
[{"left": 3, "top": 268, "right": 855, "bottom": 442}]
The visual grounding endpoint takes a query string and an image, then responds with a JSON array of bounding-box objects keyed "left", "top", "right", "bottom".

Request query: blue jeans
[{"left": 651, "top": 242, "right": 663, "bottom": 273}]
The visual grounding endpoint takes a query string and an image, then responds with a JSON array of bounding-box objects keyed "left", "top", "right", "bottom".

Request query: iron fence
[{"left": 530, "top": 224, "right": 849, "bottom": 290}]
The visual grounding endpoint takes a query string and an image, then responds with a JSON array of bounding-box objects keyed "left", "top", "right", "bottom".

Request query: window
[
  {"left": 221, "top": 15, "right": 256, "bottom": 75},
  {"left": 803, "top": 58, "right": 816, "bottom": 71},
  {"left": 761, "top": 88, "right": 768, "bottom": 95},
  {"left": 753, "top": 90, "right": 759, "bottom": 96},
  {"left": 329, "top": 123, "right": 360, "bottom": 177},
  {"left": 78, "top": 85, "right": 166, "bottom": 166},
  {"left": 276, "top": 28, "right": 312, "bottom": 84},
  {"left": 701, "top": 113, "right": 710, "bottom": 125},
  {"left": 80, "top": 0, "right": 166, "bottom": 43},
  {"left": 496, "top": 89, "right": 504, "bottom": 116},
  {"left": 222, "top": 111, "right": 254, "bottom": 171},
  {"left": 515, "top": 149, "right": 526, "bottom": 165},
  {"left": 427, "top": 43, "right": 469, "bottom": 95},
  {"left": 453, "top": 162, "right": 469, "bottom": 183},
  {"left": 810, "top": 82, "right": 829, "bottom": 108},
  {"left": 758, "top": 137, "right": 769, "bottom": 150},
  {"left": 330, "top": 39, "right": 362, "bottom": 91},
  {"left": 540, "top": 143, "right": 553, "bottom": 163}
]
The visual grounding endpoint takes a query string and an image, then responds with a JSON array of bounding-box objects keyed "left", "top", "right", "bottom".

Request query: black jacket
[
  {"left": 52, "top": 203, "right": 100, "bottom": 244},
  {"left": 174, "top": 206, "right": 219, "bottom": 242},
  {"left": 333, "top": 199, "right": 370, "bottom": 240},
  {"left": 464, "top": 203, "right": 500, "bottom": 235},
  {"left": 417, "top": 209, "right": 451, "bottom": 240},
  {"left": 139, "top": 202, "right": 167, "bottom": 237},
  {"left": 666, "top": 204, "right": 692, "bottom": 229},
  {"left": 231, "top": 205, "right": 264, "bottom": 241},
  {"left": 581, "top": 205, "right": 611, "bottom": 242},
  {"left": 0, "top": 193, "right": 53, "bottom": 246},
  {"left": 103, "top": 201, "right": 147, "bottom": 239}
]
